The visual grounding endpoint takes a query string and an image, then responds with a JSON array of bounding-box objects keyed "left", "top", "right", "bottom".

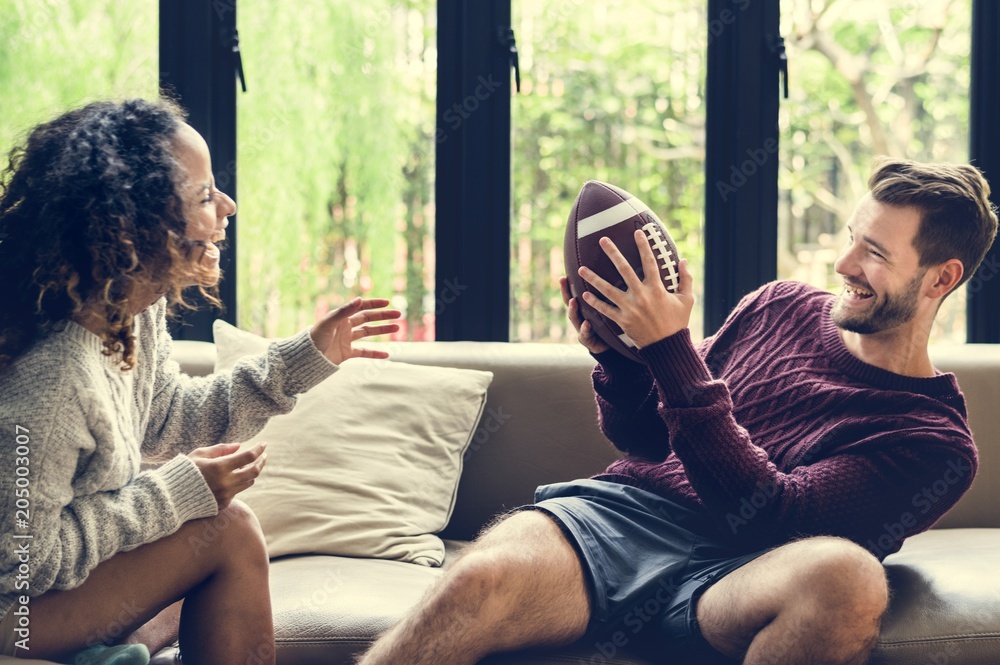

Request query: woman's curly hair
[{"left": 0, "top": 98, "right": 221, "bottom": 371}]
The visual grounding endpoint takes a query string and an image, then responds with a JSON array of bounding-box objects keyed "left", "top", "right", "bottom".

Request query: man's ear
[{"left": 926, "top": 259, "right": 964, "bottom": 299}]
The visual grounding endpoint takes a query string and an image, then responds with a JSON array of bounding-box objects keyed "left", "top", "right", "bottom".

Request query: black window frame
[
  {"left": 968, "top": 0, "right": 1000, "bottom": 343},
  {"left": 160, "top": 0, "right": 240, "bottom": 342},
  {"left": 435, "top": 0, "right": 513, "bottom": 341},
  {"left": 161, "top": 0, "right": 1000, "bottom": 343}
]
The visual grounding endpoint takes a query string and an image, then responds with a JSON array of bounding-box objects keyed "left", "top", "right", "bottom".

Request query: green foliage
[
  {"left": 236, "top": 0, "right": 435, "bottom": 338},
  {"left": 780, "top": 0, "right": 971, "bottom": 343},
  {"left": 237, "top": 0, "right": 434, "bottom": 335},
  {"left": 0, "top": 0, "right": 974, "bottom": 345},
  {"left": 512, "top": 1, "right": 708, "bottom": 341},
  {"left": 0, "top": 0, "right": 158, "bottom": 161}
]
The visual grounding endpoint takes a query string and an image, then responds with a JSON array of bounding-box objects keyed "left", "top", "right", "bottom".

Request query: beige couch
[{"left": 9, "top": 341, "right": 1000, "bottom": 664}]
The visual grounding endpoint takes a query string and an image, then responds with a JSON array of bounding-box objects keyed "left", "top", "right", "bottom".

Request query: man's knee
[
  {"left": 791, "top": 537, "right": 888, "bottom": 622},
  {"left": 447, "top": 510, "right": 581, "bottom": 604},
  {"left": 435, "top": 510, "right": 589, "bottom": 643},
  {"left": 452, "top": 513, "right": 552, "bottom": 589}
]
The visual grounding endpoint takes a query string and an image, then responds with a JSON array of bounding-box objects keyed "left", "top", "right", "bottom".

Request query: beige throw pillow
[{"left": 213, "top": 320, "right": 493, "bottom": 566}]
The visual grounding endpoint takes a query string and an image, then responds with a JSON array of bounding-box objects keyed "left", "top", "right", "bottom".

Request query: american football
[{"left": 564, "top": 180, "right": 682, "bottom": 362}]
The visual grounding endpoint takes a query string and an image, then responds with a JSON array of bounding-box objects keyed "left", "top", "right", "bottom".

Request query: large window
[
  {"left": 8, "top": 1, "right": 994, "bottom": 344},
  {"left": 236, "top": 1, "right": 437, "bottom": 339},
  {"left": 779, "top": 0, "right": 972, "bottom": 343},
  {"left": 511, "top": 0, "right": 707, "bottom": 342},
  {"left": 0, "top": 1, "right": 158, "bottom": 159}
]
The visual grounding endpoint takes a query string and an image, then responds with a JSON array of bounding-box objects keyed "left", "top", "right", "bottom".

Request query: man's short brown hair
[{"left": 868, "top": 157, "right": 998, "bottom": 292}]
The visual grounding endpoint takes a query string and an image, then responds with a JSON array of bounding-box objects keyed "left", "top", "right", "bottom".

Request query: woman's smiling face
[{"left": 173, "top": 122, "right": 236, "bottom": 286}]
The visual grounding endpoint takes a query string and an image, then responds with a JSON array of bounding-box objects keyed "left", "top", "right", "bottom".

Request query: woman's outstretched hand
[
  {"left": 310, "top": 297, "right": 402, "bottom": 364},
  {"left": 188, "top": 442, "right": 267, "bottom": 510}
]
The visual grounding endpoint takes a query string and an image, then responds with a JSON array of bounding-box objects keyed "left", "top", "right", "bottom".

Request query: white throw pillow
[{"left": 212, "top": 320, "right": 493, "bottom": 566}]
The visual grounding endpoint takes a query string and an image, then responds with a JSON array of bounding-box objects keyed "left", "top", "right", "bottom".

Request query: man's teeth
[{"left": 845, "top": 285, "right": 873, "bottom": 298}]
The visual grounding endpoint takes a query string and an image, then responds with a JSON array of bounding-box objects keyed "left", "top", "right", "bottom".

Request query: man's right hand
[
  {"left": 188, "top": 442, "right": 267, "bottom": 510},
  {"left": 560, "top": 276, "right": 610, "bottom": 355}
]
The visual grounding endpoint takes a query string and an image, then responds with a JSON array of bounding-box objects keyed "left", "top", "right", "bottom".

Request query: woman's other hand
[{"left": 188, "top": 442, "right": 267, "bottom": 510}]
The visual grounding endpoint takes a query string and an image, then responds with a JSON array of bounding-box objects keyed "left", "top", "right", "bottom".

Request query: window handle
[
  {"left": 499, "top": 27, "right": 521, "bottom": 94},
  {"left": 769, "top": 33, "right": 789, "bottom": 100},
  {"left": 222, "top": 27, "right": 248, "bottom": 93}
]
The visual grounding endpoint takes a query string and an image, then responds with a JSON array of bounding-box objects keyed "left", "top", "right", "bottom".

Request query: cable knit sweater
[
  {"left": 0, "top": 299, "right": 337, "bottom": 618},
  {"left": 592, "top": 281, "right": 977, "bottom": 559}
]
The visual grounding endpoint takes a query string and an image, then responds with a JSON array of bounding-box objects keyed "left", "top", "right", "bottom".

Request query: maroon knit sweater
[{"left": 592, "top": 281, "right": 977, "bottom": 559}]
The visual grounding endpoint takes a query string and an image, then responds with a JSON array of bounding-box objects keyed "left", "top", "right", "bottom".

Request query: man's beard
[{"left": 831, "top": 272, "right": 925, "bottom": 334}]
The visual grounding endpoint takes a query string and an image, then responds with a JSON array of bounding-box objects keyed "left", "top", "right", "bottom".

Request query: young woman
[{"left": 0, "top": 98, "right": 400, "bottom": 665}]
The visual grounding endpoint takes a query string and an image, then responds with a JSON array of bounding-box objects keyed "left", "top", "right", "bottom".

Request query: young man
[{"left": 358, "top": 158, "right": 998, "bottom": 665}]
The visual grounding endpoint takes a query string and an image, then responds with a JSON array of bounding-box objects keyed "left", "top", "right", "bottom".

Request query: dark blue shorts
[{"left": 522, "top": 479, "right": 771, "bottom": 658}]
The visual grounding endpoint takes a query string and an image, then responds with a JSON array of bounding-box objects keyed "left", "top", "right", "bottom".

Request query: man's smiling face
[{"left": 831, "top": 193, "right": 928, "bottom": 335}]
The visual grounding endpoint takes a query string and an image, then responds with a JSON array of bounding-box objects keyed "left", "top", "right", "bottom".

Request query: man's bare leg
[
  {"left": 358, "top": 510, "right": 590, "bottom": 665},
  {"left": 697, "top": 536, "right": 889, "bottom": 665},
  {"left": 24, "top": 500, "right": 273, "bottom": 665}
]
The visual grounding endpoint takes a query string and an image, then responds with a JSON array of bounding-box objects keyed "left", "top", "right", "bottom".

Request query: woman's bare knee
[{"left": 181, "top": 499, "right": 267, "bottom": 563}]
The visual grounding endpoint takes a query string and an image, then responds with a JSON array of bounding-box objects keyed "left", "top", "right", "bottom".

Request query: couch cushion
[
  {"left": 924, "top": 345, "right": 1000, "bottom": 529},
  {"left": 873, "top": 528, "right": 1000, "bottom": 664}
]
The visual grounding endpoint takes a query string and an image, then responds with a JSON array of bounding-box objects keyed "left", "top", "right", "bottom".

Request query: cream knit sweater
[{"left": 0, "top": 299, "right": 337, "bottom": 618}]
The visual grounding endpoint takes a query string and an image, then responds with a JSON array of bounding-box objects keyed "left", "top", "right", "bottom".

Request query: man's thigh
[
  {"left": 456, "top": 509, "right": 592, "bottom": 650},
  {"left": 528, "top": 480, "right": 759, "bottom": 654}
]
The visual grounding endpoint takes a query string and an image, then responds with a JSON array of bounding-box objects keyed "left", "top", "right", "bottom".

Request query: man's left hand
[
  {"left": 578, "top": 229, "right": 694, "bottom": 349},
  {"left": 310, "top": 298, "right": 402, "bottom": 364}
]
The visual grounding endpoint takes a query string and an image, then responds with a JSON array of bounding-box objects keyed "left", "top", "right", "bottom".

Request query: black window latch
[
  {"left": 222, "top": 27, "right": 247, "bottom": 93},
  {"left": 769, "top": 33, "right": 789, "bottom": 100},
  {"left": 499, "top": 27, "right": 521, "bottom": 94}
]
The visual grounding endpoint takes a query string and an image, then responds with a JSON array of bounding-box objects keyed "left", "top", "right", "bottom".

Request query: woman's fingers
[
  {"left": 351, "top": 346, "right": 391, "bottom": 360},
  {"left": 188, "top": 442, "right": 241, "bottom": 460},
  {"left": 222, "top": 441, "right": 265, "bottom": 472},
  {"left": 231, "top": 449, "right": 267, "bottom": 484},
  {"left": 347, "top": 307, "right": 402, "bottom": 328},
  {"left": 351, "top": 323, "right": 400, "bottom": 341}
]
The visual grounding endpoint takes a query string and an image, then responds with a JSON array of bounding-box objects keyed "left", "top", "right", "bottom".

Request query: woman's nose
[{"left": 221, "top": 192, "right": 236, "bottom": 221}]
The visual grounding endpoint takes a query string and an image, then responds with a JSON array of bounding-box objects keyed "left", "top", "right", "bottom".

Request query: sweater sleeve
[
  {"left": 141, "top": 304, "right": 338, "bottom": 461},
  {"left": 0, "top": 396, "right": 218, "bottom": 606},
  {"left": 591, "top": 349, "right": 671, "bottom": 461},
  {"left": 637, "top": 331, "right": 977, "bottom": 557}
]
